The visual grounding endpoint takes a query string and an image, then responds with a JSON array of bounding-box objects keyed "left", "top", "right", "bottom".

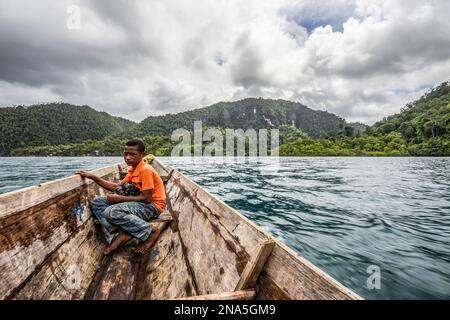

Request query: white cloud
[
  {"left": 0, "top": 0, "right": 449, "bottom": 124},
  {"left": 0, "top": 81, "right": 61, "bottom": 106}
]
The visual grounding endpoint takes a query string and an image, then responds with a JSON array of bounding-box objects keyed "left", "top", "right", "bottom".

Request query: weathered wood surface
[
  {"left": 13, "top": 219, "right": 104, "bottom": 300},
  {"left": 0, "top": 164, "right": 122, "bottom": 300},
  {"left": 0, "top": 157, "right": 362, "bottom": 301},
  {"left": 84, "top": 244, "right": 141, "bottom": 300},
  {"left": 0, "top": 164, "right": 126, "bottom": 219},
  {"left": 84, "top": 221, "right": 177, "bottom": 300},
  {"left": 235, "top": 239, "right": 275, "bottom": 291},
  {"left": 178, "top": 289, "right": 256, "bottom": 300},
  {"left": 163, "top": 168, "right": 273, "bottom": 296},
  {"left": 152, "top": 212, "right": 174, "bottom": 223},
  {"left": 135, "top": 221, "right": 198, "bottom": 300},
  {"left": 256, "top": 243, "right": 362, "bottom": 300},
  {"left": 152, "top": 158, "right": 362, "bottom": 300}
]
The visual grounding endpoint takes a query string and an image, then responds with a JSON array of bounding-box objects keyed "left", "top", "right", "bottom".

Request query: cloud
[
  {"left": 0, "top": 0, "right": 449, "bottom": 124},
  {"left": 280, "top": 0, "right": 358, "bottom": 32}
]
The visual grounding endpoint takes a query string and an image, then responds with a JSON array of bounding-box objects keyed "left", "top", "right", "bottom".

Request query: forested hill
[
  {"left": 0, "top": 103, "right": 136, "bottom": 156},
  {"left": 5, "top": 82, "right": 450, "bottom": 156},
  {"left": 367, "top": 81, "right": 450, "bottom": 155},
  {"left": 4, "top": 83, "right": 448, "bottom": 157},
  {"left": 135, "top": 98, "right": 357, "bottom": 137},
  {"left": 1, "top": 98, "right": 363, "bottom": 155}
]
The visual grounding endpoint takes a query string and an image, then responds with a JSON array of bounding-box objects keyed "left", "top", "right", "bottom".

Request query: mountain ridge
[
  {"left": 1, "top": 98, "right": 364, "bottom": 155},
  {"left": 134, "top": 97, "right": 357, "bottom": 138},
  {"left": 3, "top": 80, "right": 448, "bottom": 157}
]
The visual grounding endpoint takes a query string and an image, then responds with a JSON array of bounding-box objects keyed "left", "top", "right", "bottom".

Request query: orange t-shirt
[{"left": 122, "top": 159, "right": 166, "bottom": 212}]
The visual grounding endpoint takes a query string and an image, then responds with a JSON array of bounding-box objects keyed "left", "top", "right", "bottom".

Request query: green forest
[
  {"left": 1, "top": 97, "right": 364, "bottom": 156},
  {"left": 3, "top": 81, "right": 450, "bottom": 157},
  {"left": 0, "top": 103, "right": 135, "bottom": 156},
  {"left": 280, "top": 82, "right": 449, "bottom": 156}
]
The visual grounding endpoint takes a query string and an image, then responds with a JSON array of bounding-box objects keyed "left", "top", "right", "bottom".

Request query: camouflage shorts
[{"left": 91, "top": 196, "right": 159, "bottom": 242}]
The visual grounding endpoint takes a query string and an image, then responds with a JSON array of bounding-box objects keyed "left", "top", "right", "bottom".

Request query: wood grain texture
[
  {"left": 164, "top": 170, "right": 273, "bottom": 295},
  {"left": 256, "top": 244, "right": 363, "bottom": 300},
  {"left": 84, "top": 220, "right": 173, "bottom": 300},
  {"left": 152, "top": 159, "right": 362, "bottom": 301},
  {"left": 84, "top": 245, "right": 141, "bottom": 300},
  {"left": 235, "top": 240, "right": 275, "bottom": 291},
  {"left": 0, "top": 158, "right": 362, "bottom": 300},
  {"left": 12, "top": 219, "right": 104, "bottom": 300},
  {"left": 135, "top": 222, "right": 197, "bottom": 300},
  {"left": 178, "top": 289, "right": 256, "bottom": 300},
  {"left": 0, "top": 165, "right": 121, "bottom": 300},
  {"left": 152, "top": 212, "right": 174, "bottom": 223},
  {"left": 0, "top": 164, "right": 125, "bottom": 219}
]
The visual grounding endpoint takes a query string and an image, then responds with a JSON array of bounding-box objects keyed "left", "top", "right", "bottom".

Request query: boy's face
[{"left": 123, "top": 145, "right": 144, "bottom": 167}]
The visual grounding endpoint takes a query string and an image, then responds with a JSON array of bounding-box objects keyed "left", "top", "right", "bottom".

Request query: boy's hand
[
  {"left": 107, "top": 194, "right": 122, "bottom": 204},
  {"left": 76, "top": 171, "right": 95, "bottom": 179}
]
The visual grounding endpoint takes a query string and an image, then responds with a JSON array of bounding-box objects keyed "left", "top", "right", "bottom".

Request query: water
[{"left": 1, "top": 156, "right": 449, "bottom": 299}]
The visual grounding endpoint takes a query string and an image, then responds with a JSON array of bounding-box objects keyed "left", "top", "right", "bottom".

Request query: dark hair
[{"left": 125, "top": 139, "right": 145, "bottom": 153}]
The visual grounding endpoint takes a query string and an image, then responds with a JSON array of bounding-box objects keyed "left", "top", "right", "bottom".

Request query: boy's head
[{"left": 124, "top": 139, "right": 145, "bottom": 167}]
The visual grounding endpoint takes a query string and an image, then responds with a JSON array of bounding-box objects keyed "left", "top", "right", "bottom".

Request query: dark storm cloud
[
  {"left": 0, "top": 0, "right": 449, "bottom": 124},
  {"left": 0, "top": 0, "right": 160, "bottom": 94},
  {"left": 0, "top": 10, "right": 100, "bottom": 87}
]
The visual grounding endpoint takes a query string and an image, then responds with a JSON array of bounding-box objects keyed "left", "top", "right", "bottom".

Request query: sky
[{"left": 0, "top": 0, "right": 449, "bottom": 124}]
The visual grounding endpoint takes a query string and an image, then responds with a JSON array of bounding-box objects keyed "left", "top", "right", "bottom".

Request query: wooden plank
[
  {"left": 256, "top": 243, "right": 363, "bottom": 300},
  {"left": 166, "top": 182, "right": 246, "bottom": 295},
  {"left": 135, "top": 222, "right": 198, "bottom": 300},
  {"left": 84, "top": 244, "right": 141, "bottom": 300},
  {"left": 153, "top": 158, "right": 362, "bottom": 300},
  {"left": 149, "top": 159, "right": 171, "bottom": 177},
  {"left": 12, "top": 219, "right": 105, "bottom": 300},
  {"left": 151, "top": 213, "right": 173, "bottom": 223},
  {"left": 0, "top": 182, "right": 107, "bottom": 300},
  {"left": 152, "top": 159, "right": 269, "bottom": 243},
  {"left": 159, "top": 169, "right": 276, "bottom": 296},
  {"left": 177, "top": 289, "right": 256, "bottom": 300},
  {"left": 0, "top": 165, "right": 122, "bottom": 300},
  {"left": 84, "top": 220, "right": 172, "bottom": 300},
  {"left": 0, "top": 164, "right": 123, "bottom": 219},
  {"left": 235, "top": 240, "right": 275, "bottom": 291},
  {"left": 160, "top": 175, "right": 170, "bottom": 183},
  {"left": 1, "top": 155, "right": 363, "bottom": 301},
  {"left": 163, "top": 167, "right": 269, "bottom": 249}
]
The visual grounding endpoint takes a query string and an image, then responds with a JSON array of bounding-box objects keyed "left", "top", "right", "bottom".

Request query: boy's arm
[{"left": 76, "top": 171, "right": 124, "bottom": 192}]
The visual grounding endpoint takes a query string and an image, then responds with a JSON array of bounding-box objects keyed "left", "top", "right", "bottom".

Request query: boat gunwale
[
  {"left": 151, "top": 158, "right": 363, "bottom": 300},
  {"left": 0, "top": 163, "right": 126, "bottom": 219},
  {"left": 0, "top": 157, "right": 363, "bottom": 300}
]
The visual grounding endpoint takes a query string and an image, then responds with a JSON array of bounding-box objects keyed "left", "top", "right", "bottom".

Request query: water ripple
[
  {"left": 0, "top": 156, "right": 449, "bottom": 299},
  {"left": 164, "top": 157, "right": 450, "bottom": 300}
]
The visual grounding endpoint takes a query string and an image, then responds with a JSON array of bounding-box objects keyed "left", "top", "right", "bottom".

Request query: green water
[{"left": 1, "top": 156, "right": 449, "bottom": 299}]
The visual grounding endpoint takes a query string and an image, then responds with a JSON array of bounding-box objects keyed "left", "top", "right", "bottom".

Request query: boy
[{"left": 76, "top": 140, "right": 166, "bottom": 255}]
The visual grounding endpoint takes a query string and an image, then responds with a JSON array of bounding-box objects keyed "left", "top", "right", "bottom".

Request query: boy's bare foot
[
  {"left": 104, "top": 231, "right": 133, "bottom": 255},
  {"left": 133, "top": 228, "right": 161, "bottom": 254}
]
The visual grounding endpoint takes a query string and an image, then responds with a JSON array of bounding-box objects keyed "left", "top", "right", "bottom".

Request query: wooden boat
[{"left": 0, "top": 157, "right": 362, "bottom": 300}]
